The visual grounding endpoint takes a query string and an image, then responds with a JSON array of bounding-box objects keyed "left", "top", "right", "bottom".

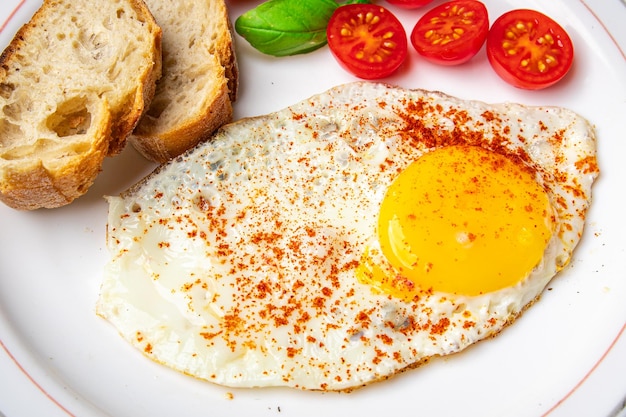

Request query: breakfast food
[
  {"left": 487, "top": 9, "right": 574, "bottom": 90},
  {"left": 0, "top": 0, "right": 162, "bottom": 210},
  {"left": 97, "top": 82, "right": 598, "bottom": 391},
  {"left": 130, "top": 0, "right": 238, "bottom": 163},
  {"left": 410, "top": 0, "right": 490, "bottom": 66},
  {"left": 327, "top": 4, "right": 408, "bottom": 80}
]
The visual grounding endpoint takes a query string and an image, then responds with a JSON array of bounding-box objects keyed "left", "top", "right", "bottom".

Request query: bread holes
[
  {"left": 1, "top": 83, "right": 28, "bottom": 151},
  {"left": 0, "top": 120, "right": 21, "bottom": 151},
  {"left": 78, "top": 31, "right": 108, "bottom": 60},
  {"left": 0, "top": 145, "right": 28, "bottom": 160},
  {"left": 146, "top": 96, "right": 171, "bottom": 119},
  {"left": 129, "top": 0, "right": 235, "bottom": 163},
  {"left": 0, "top": 0, "right": 162, "bottom": 209},
  {"left": 1, "top": 138, "right": 57, "bottom": 160},
  {"left": 46, "top": 97, "right": 91, "bottom": 137},
  {"left": 0, "top": 82, "right": 15, "bottom": 100},
  {"left": 1, "top": 85, "right": 29, "bottom": 122},
  {"left": 102, "top": 16, "right": 112, "bottom": 31}
]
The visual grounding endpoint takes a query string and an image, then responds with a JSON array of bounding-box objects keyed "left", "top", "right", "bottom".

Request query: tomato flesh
[
  {"left": 386, "top": 0, "right": 435, "bottom": 9},
  {"left": 486, "top": 9, "right": 574, "bottom": 90},
  {"left": 327, "top": 4, "right": 407, "bottom": 79},
  {"left": 410, "top": 0, "right": 489, "bottom": 66}
]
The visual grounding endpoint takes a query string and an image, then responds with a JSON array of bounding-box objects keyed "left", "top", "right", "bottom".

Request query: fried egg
[{"left": 96, "top": 82, "right": 599, "bottom": 391}]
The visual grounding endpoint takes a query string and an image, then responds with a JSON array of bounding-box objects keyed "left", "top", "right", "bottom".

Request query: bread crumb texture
[
  {"left": 0, "top": 0, "right": 162, "bottom": 210},
  {"left": 130, "top": 0, "right": 238, "bottom": 163}
]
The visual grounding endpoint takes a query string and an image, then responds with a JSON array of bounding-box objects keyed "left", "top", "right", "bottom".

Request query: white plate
[{"left": 1, "top": 1, "right": 625, "bottom": 416}]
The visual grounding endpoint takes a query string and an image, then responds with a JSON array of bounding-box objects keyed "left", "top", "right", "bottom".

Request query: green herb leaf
[{"left": 235, "top": 0, "right": 368, "bottom": 57}]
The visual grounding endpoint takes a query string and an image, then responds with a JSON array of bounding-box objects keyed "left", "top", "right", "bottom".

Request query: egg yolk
[{"left": 372, "top": 145, "right": 554, "bottom": 297}]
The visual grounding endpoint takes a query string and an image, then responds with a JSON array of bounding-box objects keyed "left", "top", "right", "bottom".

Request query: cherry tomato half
[
  {"left": 410, "top": 0, "right": 489, "bottom": 66},
  {"left": 386, "top": 0, "right": 435, "bottom": 9},
  {"left": 327, "top": 4, "right": 407, "bottom": 79},
  {"left": 486, "top": 9, "right": 574, "bottom": 90}
]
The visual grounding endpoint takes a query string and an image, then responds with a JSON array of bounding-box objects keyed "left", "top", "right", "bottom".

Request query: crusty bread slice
[
  {"left": 0, "top": 0, "right": 162, "bottom": 210},
  {"left": 130, "top": 0, "right": 238, "bottom": 163}
]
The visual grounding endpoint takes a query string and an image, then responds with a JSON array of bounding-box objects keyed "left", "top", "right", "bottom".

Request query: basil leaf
[{"left": 235, "top": 0, "right": 341, "bottom": 57}]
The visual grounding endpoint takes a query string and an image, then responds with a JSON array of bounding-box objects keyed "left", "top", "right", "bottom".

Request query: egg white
[{"left": 97, "top": 82, "right": 598, "bottom": 391}]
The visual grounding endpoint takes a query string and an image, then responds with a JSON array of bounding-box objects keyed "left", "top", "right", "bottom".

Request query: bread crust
[
  {"left": 220, "top": 14, "right": 240, "bottom": 103},
  {"left": 0, "top": 0, "right": 162, "bottom": 210},
  {"left": 130, "top": 0, "right": 238, "bottom": 163},
  {"left": 131, "top": 78, "right": 232, "bottom": 162},
  {"left": 0, "top": 106, "right": 112, "bottom": 210}
]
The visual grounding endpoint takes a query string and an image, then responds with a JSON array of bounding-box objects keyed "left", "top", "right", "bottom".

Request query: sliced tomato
[
  {"left": 386, "top": 0, "right": 435, "bottom": 9},
  {"left": 486, "top": 9, "right": 574, "bottom": 90},
  {"left": 410, "top": 0, "right": 489, "bottom": 66},
  {"left": 327, "top": 4, "right": 407, "bottom": 80}
]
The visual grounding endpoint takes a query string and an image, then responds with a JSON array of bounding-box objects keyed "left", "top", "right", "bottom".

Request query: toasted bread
[
  {"left": 0, "top": 0, "right": 162, "bottom": 210},
  {"left": 130, "top": 0, "right": 239, "bottom": 163}
]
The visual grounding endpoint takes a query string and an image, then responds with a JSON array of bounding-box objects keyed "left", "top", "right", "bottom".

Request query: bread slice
[
  {"left": 0, "top": 0, "right": 162, "bottom": 210},
  {"left": 129, "top": 0, "right": 238, "bottom": 163}
]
